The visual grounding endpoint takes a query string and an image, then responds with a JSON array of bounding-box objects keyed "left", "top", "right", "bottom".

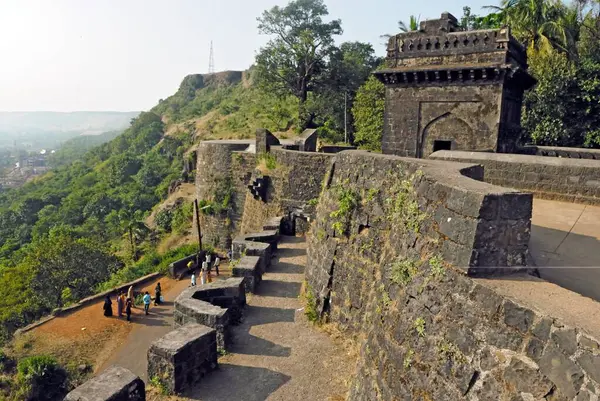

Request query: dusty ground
[
  {"left": 10, "top": 276, "right": 185, "bottom": 371},
  {"left": 149, "top": 236, "right": 355, "bottom": 401},
  {"left": 529, "top": 198, "right": 600, "bottom": 301}
]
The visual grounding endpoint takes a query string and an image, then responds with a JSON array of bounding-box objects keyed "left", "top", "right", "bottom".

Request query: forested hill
[{"left": 0, "top": 68, "right": 306, "bottom": 342}]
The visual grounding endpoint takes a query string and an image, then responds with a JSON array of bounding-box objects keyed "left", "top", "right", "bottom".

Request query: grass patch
[
  {"left": 389, "top": 258, "right": 420, "bottom": 286},
  {"left": 257, "top": 152, "right": 278, "bottom": 171},
  {"left": 413, "top": 317, "right": 426, "bottom": 337},
  {"left": 149, "top": 375, "right": 172, "bottom": 396},
  {"left": 386, "top": 171, "right": 427, "bottom": 234},
  {"left": 330, "top": 182, "right": 359, "bottom": 236},
  {"left": 301, "top": 281, "right": 320, "bottom": 323}
]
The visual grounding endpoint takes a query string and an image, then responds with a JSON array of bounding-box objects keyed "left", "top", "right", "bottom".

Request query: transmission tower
[{"left": 208, "top": 41, "right": 215, "bottom": 74}]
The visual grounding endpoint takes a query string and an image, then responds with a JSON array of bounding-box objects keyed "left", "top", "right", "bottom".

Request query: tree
[
  {"left": 27, "top": 230, "right": 122, "bottom": 308},
  {"left": 488, "top": 0, "right": 566, "bottom": 54},
  {"left": 313, "top": 42, "right": 379, "bottom": 142},
  {"left": 352, "top": 76, "right": 385, "bottom": 151},
  {"left": 115, "top": 208, "right": 149, "bottom": 260},
  {"left": 460, "top": 6, "right": 503, "bottom": 30},
  {"left": 399, "top": 15, "right": 420, "bottom": 32},
  {"left": 255, "top": 0, "right": 343, "bottom": 127}
]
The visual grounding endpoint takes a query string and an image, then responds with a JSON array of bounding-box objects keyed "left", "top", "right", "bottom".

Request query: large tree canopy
[{"left": 255, "top": 0, "right": 342, "bottom": 106}]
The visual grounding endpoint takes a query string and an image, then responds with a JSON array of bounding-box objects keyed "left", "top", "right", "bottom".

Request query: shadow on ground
[
  {"left": 530, "top": 225, "right": 600, "bottom": 302},
  {"left": 268, "top": 262, "right": 305, "bottom": 274},
  {"left": 229, "top": 305, "right": 295, "bottom": 357},
  {"left": 186, "top": 364, "right": 291, "bottom": 401},
  {"left": 257, "top": 281, "right": 301, "bottom": 298}
]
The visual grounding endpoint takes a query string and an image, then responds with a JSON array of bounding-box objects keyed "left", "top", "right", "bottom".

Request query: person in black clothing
[
  {"left": 154, "top": 282, "right": 162, "bottom": 305},
  {"left": 103, "top": 295, "right": 113, "bottom": 317},
  {"left": 125, "top": 298, "right": 132, "bottom": 322}
]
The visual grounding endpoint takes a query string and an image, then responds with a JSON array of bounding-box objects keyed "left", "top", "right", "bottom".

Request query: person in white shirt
[{"left": 214, "top": 256, "right": 220, "bottom": 276}]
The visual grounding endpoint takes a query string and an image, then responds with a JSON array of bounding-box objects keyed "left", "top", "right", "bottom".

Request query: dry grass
[{"left": 156, "top": 231, "right": 195, "bottom": 254}]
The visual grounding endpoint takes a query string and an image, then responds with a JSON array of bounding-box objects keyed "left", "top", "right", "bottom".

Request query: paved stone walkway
[
  {"left": 530, "top": 198, "right": 600, "bottom": 301},
  {"left": 177, "top": 236, "right": 353, "bottom": 401}
]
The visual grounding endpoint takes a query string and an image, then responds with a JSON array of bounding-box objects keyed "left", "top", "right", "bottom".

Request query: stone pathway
[
  {"left": 99, "top": 278, "right": 191, "bottom": 381},
  {"left": 173, "top": 236, "right": 354, "bottom": 401},
  {"left": 530, "top": 198, "right": 600, "bottom": 301},
  {"left": 99, "top": 266, "right": 232, "bottom": 380}
]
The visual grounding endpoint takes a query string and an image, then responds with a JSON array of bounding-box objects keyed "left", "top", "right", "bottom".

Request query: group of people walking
[
  {"left": 188, "top": 252, "right": 221, "bottom": 287},
  {"left": 103, "top": 282, "right": 163, "bottom": 321}
]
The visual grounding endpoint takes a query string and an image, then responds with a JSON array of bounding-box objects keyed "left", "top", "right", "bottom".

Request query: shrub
[{"left": 16, "top": 356, "right": 67, "bottom": 401}]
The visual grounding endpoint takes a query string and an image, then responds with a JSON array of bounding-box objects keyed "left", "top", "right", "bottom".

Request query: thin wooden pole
[{"left": 194, "top": 199, "right": 203, "bottom": 264}]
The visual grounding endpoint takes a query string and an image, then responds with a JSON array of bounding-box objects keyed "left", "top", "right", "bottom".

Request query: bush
[{"left": 16, "top": 356, "right": 67, "bottom": 401}]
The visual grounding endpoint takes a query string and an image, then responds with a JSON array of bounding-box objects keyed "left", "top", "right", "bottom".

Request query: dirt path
[
  {"left": 163, "top": 236, "right": 354, "bottom": 401},
  {"left": 11, "top": 276, "right": 186, "bottom": 371},
  {"left": 100, "top": 267, "right": 233, "bottom": 381}
]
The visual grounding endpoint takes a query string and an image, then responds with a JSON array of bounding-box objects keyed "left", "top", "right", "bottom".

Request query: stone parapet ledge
[
  {"left": 233, "top": 240, "right": 271, "bottom": 275},
  {"left": 147, "top": 323, "right": 217, "bottom": 395},
  {"left": 232, "top": 256, "right": 262, "bottom": 293},
  {"left": 64, "top": 366, "right": 145, "bottom": 401},
  {"left": 262, "top": 216, "right": 284, "bottom": 233},
  {"left": 431, "top": 150, "right": 600, "bottom": 205},
  {"left": 520, "top": 145, "right": 600, "bottom": 160},
  {"left": 173, "top": 278, "right": 245, "bottom": 349},
  {"left": 305, "top": 149, "right": 600, "bottom": 399},
  {"left": 238, "top": 230, "right": 280, "bottom": 251},
  {"left": 16, "top": 271, "right": 163, "bottom": 336}
]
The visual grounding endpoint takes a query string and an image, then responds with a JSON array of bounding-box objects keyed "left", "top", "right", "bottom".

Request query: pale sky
[{"left": 0, "top": 0, "right": 493, "bottom": 112}]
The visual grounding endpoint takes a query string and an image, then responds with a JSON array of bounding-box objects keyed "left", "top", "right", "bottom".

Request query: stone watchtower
[{"left": 375, "top": 12, "right": 535, "bottom": 158}]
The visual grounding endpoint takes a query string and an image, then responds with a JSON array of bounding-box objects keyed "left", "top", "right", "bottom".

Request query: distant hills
[
  {"left": 0, "top": 111, "right": 140, "bottom": 151},
  {"left": 0, "top": 111, "right": 139, "bottom": 135}
]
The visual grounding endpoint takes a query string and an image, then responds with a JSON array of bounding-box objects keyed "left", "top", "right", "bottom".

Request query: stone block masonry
[
  {"left": 306, "top": 149, "right": 600, "bottom": 400},
  {"left": 173, "top": 278, "right": 245, "bottom": 350},
  {"left": 147, "top": 323, "right": 218, "bottom": 395},
  {"left": 195, "top": 140, "right": 253, "bottom": 249},
  {"left": 64, "top": 366, "right": 145, "bottom": 401},
  {"left": 375, "top": 13, "right": 535, "bottom": 157},
  {"left": 232, "top": 256, "right": 261, "bottom": 293},
  {"left": 431, "top": 150, "right": 600, "bottom": 205}
]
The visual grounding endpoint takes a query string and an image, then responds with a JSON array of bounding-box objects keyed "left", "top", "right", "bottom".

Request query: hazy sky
[{"left": 0, "top": 0, "right": 493, "bottom": 112}]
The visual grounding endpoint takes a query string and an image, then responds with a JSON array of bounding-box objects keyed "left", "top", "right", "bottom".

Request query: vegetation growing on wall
[{"left": 329, "top": 180, "right": 360, "bottom": 236}]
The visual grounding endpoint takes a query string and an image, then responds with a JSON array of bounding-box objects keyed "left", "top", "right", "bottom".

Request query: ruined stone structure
[
  {"left": 431, "top": 150, "right": 600, "bottom": 205},
  {"left": 64, "top": 366, "right": 145, "bottom": 401},
  {"left": 67, "top": 12, "right": 600, "bottom": 398},
  {"left": 147, "top": 324, "right": 218, "bottom": 394},
  {"left": 305, "top": 151, "right": 600, "bottom": 400},
  {"left": 376, "top": 12, "right": 535, "bottom": 157}
]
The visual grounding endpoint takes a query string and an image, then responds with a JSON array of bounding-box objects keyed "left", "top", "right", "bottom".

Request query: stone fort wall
[
  {"left": 306, "top": 150, "right": 600, "bottom": 400},
  {"left": 195, "top": 140, "right": 254, "bottom": 249},
  {"left": 430, "top": 150, "right": 600, "bottom": 205},
  {"left": 239, "top": 147, "right": 333, "bottom": 234}
]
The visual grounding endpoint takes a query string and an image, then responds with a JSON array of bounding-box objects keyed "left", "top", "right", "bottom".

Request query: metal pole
[
  {"left": 344, "top": 91, "right": 348, "bottom": 144},
  {"left": 193, "top": 199, "right": 203, "bottom": 264}
]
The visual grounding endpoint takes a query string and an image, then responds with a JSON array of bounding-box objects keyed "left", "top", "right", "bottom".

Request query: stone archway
[{"left": 419, "top": 112, "right": 474, "bottom": 158}]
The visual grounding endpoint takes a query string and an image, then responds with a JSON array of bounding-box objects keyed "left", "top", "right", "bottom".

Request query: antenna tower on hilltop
[{"left": 208, "top": 41, "right": 215, "bottom": 74}]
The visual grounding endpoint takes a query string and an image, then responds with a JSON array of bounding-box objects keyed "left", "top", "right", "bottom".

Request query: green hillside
[{"left": 0, "top": 69, "right": 303, "bottom": 344}]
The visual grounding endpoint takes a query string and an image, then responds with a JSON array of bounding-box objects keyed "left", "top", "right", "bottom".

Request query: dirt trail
[
  {"left": 161, "top": 236, "right": 355, "bottom": 401},
  {"left": 12, "top": 276, "right": 185, "bottom": 370}
]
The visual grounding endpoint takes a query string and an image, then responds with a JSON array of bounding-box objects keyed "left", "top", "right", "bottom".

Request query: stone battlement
[{"left": 385, "top": 12, "right": 527, "bottom": 70}]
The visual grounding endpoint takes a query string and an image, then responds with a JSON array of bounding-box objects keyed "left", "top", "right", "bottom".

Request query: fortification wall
[
  {"left": 430, "top": 150, "right": 600, "bottom": 205},
  {"left": 520, "top": 145, "right": 600, "bottom": 160},
  {"left": 195, "top": 140, "right": 253, "bottom": 248},
  {"left": 306, "top": 151, "right": 600, "bottom": 400},
  {"left": 239, "top": 147, "right": 333, "bottom": 234}
]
